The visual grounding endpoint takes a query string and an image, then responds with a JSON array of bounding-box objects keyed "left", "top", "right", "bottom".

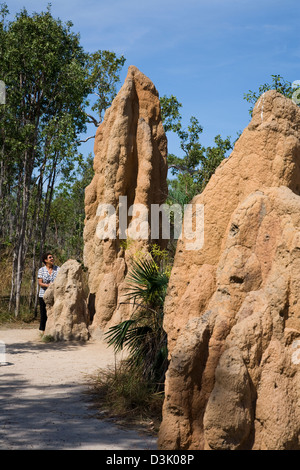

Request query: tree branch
[
  {"left": 78, "top": 135, "right": 96, "bottom": 143},
  {"left": 168, "top": 163, "right": 198, "bottom": 175},
  {"left": 85, "top": 112, "right": 100, "bottom": 127}
]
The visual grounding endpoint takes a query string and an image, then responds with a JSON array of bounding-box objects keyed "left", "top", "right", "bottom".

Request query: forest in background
[{"left": 0, "top": 4, "right": 295, "bottom": 321}]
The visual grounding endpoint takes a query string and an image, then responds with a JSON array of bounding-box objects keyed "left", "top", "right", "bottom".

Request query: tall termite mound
[
  {"left": 159, "top": 91, "right": 300, "bottom": 450},
  {"left": 84, "top": 66, "right": 168, "bottom": 334}
]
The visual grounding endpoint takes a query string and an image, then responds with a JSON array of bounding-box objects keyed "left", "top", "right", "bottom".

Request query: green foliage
[
  {"left": 0, "top": 8, "right": 89, "bottom": 222},
  {"left": 243, "top": 74, "right": 295, "bottom": 116},
  {"left": 119, "top": 238, "right": 134, "bottom": 251},
  {"left": 167, "top": 115, "right": 233, "bottom": 203},
  {"left": 125, "top": 256, "right": 169, "bottom": 308},
  {"left": 160, "top": 94, "right": 182, "bottom": 133},
  {"left": 168, "top": 116, "right": 203, "bottom": 175},
  {"left": 194, "top": 134, "right": 233, "bottom": 191},
  {"left": 160, "top": 90, "right": 234, "bottom": 204},
  {"left": 159, "top": 90, "right": 234, "bottom": 204},
  {"left": 85, "top": 50, "right": 126, "bottom": 124},
  {"left": 167, "top": 173, "right": 199, "bottom": 206},
  {"left": 0, "top": 3, "right": 93, "bottom": 315},
  {"left": 105, "top": 249, "right": 170, "bottom": 390},
  {"left": 41, "top": 334, "right": 55, "bottom": 343},
  {"left": 1, "top": 5, "right": 88, "bottom": 132},
  {"left": 89, "top": 361, "right": 164, "bottom": 432},
  {"left": 47, "top": 153, "right": 94, "bottom": 261},
  {"left": 0, "top": 4, "right": 129, "bottom": 315}
]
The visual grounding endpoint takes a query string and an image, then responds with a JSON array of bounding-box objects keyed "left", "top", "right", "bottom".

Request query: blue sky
[{"left": 5, "top": 0, "right": 300, "bottom": 158}]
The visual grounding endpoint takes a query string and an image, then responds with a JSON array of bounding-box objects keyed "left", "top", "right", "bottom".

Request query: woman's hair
[{"left": 42, "top": 252, "right": 52, "bottom": 264}]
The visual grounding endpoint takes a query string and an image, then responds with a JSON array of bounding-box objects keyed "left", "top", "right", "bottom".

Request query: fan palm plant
[{"left": 105, "top": 251, "right": 170, "bottom": 391}]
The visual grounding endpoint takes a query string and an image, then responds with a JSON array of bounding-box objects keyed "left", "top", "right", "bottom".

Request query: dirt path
[{"left": 0, "top": 326, "right": 157, "bottom": 450}]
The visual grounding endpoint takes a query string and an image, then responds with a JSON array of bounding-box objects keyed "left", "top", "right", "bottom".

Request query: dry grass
[
  {"left": 0, "top": 249, "right": 40, "bottom": 326},
  {"left": 0, "top": 295, "right": 38, "bottom": 326},
  {"left": 86, "top": 360, "right": 164, "bottom": 436}
]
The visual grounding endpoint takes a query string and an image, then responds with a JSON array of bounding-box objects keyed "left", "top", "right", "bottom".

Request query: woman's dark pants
[{"left": 39, "top": 297, "right": 47, "bottom": 331}]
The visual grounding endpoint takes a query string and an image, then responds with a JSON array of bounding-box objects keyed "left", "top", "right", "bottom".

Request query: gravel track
[{"left": 0, "top": 326, "right": 157, "bottom": 450}]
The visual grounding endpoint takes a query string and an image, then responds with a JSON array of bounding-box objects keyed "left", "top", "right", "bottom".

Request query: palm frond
[
  {"left": 125, "top": 257, "right": 169, "bottom": 307},
  {"left": 105, "top": 320, "right": 136, "bottom": 352},
  {"left": 105, "top": 252, "right": 170, "bottom": 390}
]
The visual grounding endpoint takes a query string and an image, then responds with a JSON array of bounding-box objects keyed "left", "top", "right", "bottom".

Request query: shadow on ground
[
  {"left": 0, "top": 370, "right": 156, "bottom": 450},
  {"left": 0, "top": 335, "right": 156, "bottom": 450}
]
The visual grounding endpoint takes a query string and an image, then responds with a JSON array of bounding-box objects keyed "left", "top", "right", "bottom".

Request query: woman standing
[{"left": 37, "top": 252, "right": 60, "bottom": 334}]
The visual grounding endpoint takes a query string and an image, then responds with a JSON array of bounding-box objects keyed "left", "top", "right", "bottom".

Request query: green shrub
[{"left": 105, "top": 251, "right": 170, "bottom": 391}]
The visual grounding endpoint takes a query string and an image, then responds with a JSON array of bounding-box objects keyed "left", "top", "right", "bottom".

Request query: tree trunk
[{"left": 12, "top": 147, "right": 34, "bottom": 317}]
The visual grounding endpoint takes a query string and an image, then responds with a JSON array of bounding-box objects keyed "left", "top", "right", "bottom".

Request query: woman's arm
[{"left": 38, "top": 278, "right": 50, "bottom": 288}]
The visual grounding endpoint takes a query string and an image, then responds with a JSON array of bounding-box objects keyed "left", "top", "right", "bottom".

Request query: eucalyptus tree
[
  {"left": 47, "top": 153, "right": 94, "bottom": 262},
  {"left": 159, "top": 94, "right": 233, "bottom": 204},
  {"left": 0, "top": 4, "right": 90, "bottom": 316},
  {"left": 166, "top": 114, "right": 232, "bottom": 204},
  {"left": 243, "top": 74, "right": 295, "bottom": 116},
  {"left": 80, "top": 50, "right": 126, "bottom": 142}
]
